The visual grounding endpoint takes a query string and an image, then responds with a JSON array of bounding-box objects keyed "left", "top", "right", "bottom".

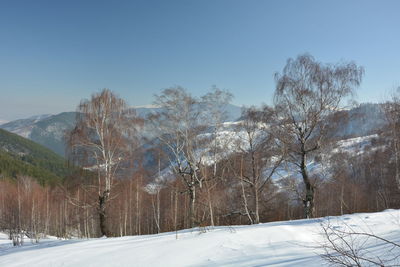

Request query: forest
[{"left": 1, "top": 54, "right": 400, "bottom": 244}]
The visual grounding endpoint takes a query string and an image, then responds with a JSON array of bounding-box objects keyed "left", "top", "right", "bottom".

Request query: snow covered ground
[{"left": 0, "top": 209, "right": 399, "bottom": 267}]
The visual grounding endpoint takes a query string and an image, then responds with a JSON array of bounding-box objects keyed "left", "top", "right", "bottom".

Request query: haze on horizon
[{"left": 1, "top": 0, "right": 400, "bottom": 121}]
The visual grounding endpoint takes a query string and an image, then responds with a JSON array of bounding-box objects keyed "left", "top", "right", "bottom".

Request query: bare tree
[
  {"left": 67, "top": 89, "right": 141, "bottom": 236},
  {"left": 201, "top": 87, "right": 234, "bottom": 177},
  {"left": 233, "top": 108, "right": 283, "bottom": 224},
  {"left": 383, "top": 88, "right": 400, "bottom": 190},
  {"left": 150, "top": 86, "right": 234, "bottom": 227},
  {"left": 150, "top": 87, "right": 207, "bottom": 228},
  {"left": 201, "top": 87, "right": 233, "bottom": 226},
  {"left": 273, "top": 54, "right": 363, "bottom": 218},
  {"left": 320, "top": 220, "right": 400, "bottom": 266}
]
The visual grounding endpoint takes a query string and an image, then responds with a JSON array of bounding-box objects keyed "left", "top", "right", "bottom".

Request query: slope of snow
[
  {"left": 0, "top": 210, "right": 399, "bottom": 267},
  {"left": 0, "top": 114, "right": 52, "bottom": 139},
  {"left": 333, "top": 134, "right": 379, "bottom": 155},
  {"left": 28, "top": 114, "right": 52, "bottom": 122}
]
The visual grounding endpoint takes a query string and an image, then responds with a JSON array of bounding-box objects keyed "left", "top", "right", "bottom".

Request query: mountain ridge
[
  {"left": 0, "top": 104, "right": 243, "bottom": 156},
  {"left": 0, "top": 103, "right": 386, "bottom": 157}
]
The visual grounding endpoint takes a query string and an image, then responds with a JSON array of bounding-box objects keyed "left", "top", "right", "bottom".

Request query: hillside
[
  {"left": 0, "top": 112, "right": 76, "bottom": 156},
  {"left": 0, "top": 128, "right": 73, "bottom": 185},
  {"left": 0, "top": 104, "right": 242, "bottom": 157},
  {"left": 0, "top": 103, "right": 385, "bottom": 159},
  {"left": 334, "top": 103, "right": 386, "bottom": 138},
  {"left": 0, "top": 209, "right": 398, "bottom": 266}
]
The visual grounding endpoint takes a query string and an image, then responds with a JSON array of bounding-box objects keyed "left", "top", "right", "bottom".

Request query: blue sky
[{"left": 1, "top": 0, "right": 400, "bottom": 120}]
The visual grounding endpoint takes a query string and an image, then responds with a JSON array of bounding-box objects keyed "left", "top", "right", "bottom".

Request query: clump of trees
[{"left": 1, "top": 54, "right": 400, "bottom": 245}]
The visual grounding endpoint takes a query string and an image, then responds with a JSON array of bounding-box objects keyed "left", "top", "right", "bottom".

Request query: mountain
[
  {"left": 0, "top": 103, "right": 386, "bottom": 158},
  {"left": 1, "top": 112, "right": 76, "bottom": 156},
  {"left": 334, "top": 103, "right": 386, "bottom": 138},
  {"left": 0, "top": 128, "right": 73, "bottom": 185},
  {"left": 0, "top": 114, "right": 53, "bottom": 137},
  {"left": 0, "top": 104, "right": 243, "bottom": 157}
]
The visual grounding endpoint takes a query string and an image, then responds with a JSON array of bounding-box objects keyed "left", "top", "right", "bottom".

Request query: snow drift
[{"left": 0, "top": 209, "right": 399, "bottom": 267}]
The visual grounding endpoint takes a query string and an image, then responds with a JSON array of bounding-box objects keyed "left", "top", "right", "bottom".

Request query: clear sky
[{"left": 1, "top": 0, "right": 400, "bottom": 120}]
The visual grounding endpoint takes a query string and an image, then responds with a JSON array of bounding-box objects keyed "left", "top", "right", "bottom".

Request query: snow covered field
[{"left": 0, "top": 210, "right": 399, "bottom": 267}]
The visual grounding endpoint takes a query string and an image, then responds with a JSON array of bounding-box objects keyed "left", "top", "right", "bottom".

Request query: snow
[
  {"left": 45, "top": 123, "right": 67, "bottom": 139},
  {"left": 0, "top": 114, "right": 52, "bottom": 139},
  {"left": 273, "top": 134, "right": 382, "bottom": 184},
  {"left": 27, "top": 114, "right": 52, "bottom": 123},
  {"left": 11, "top": 125, "right": 34, "bottom": 138},
  {"left": 333, "top": 134, "right": 379, "bottom": 155},
  {"left": 1, "top": 209, "right": 399, "bottom": 267}
]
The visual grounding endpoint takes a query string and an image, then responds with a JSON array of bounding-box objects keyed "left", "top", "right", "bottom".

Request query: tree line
[{"left": 1, "top": 54, "right": 399, "bottom": 243}]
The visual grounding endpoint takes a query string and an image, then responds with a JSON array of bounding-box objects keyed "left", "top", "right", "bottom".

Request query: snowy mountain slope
[
  {"left": 0, "top": 113, "right": 75, "bottom": 156},
  {"left": 269, "top": 134, "right": 382, "bottom": 185},
  {"left": 158, "top": 118, "right": 381, "bottom": 183},
  {"left": 0, "top": 103, "right": 386, "bottom": 162},
  {"left": 333, "top": 103, "right": 386, "bottom": 138},
  {"left": 0, "top": 105, "right": 242, "bottom": 157},
  {"left": 1, "top": 114, "right": 52, "bottom": 132},
  {"left": 0, "top": 209, "right": 398, "bottom": 267},
  {"left": 0, "top": 114, "right": 52, "bottom": 138}
]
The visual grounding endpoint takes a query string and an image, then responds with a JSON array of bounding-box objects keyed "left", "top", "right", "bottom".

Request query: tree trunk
[
  {"left": 300, "top": 152, "right": 315, "bottom": 219},
  {"left": 174, "top": 190, "right": 178, "bottom": 239},
  {"left": 340, "top": 184, "right": 344, "bottom": 216},
  {"left": 394, "top": 138, "right": 400, "bottom": 190},
  {"left": 203, "top": 170, "right": 215, "bottom": 227},
  {"left": 99, "top": 190, "right": 110, "bottom": 237},
  {"left": 206, "top": 182, "right": 215, "bottom": 227},
  {"left": 240, "top": 156, "right": 253, "bottom": 224},
  {"left": 250, "top": 145, "right": 260, "bottom": 224},
  {"left": 253, "top": 185, "right": 260, "bottom": 224},
  {"left": 188, "top": 186, "right": 196, "bottom": 228},
  {"left": 136, "top": 176, "right": 141, "bottom": 235}
]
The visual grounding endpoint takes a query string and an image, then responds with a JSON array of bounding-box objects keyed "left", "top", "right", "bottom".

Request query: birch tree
[
  {"left": 201, "top": 87, "right": 233, "bottom": 226},
  {"left": 67, "top": 89, "right": 141, "bottom": 236},
  {"left": 150, "top": 87, "right": 207, "bottom": 228},
  {"left": 234, "top": 108, "right": 283, "bottom": 223},
  {"left": 273, "top": 54, "right": 363, "bottom": 219}
]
